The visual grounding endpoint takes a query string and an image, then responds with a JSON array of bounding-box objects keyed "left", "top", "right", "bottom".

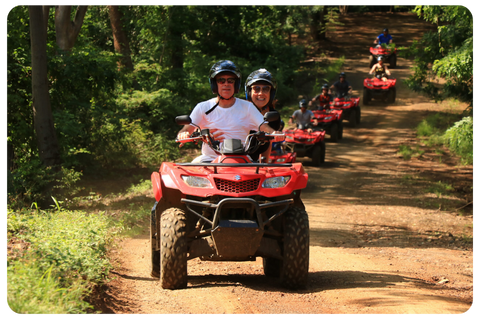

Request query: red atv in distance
[
  {"left": 363, "top": 75, "right": 397, "bottom": 104},
  {"left": 369, "top": 44, "right": 397, "bottom": 69},
  {"left": 330, "top": 92, "right": 361, "bottom": 128},
  {"left": 150, "top": 112, "right": 309, "bottom": 290},
  {"left": 269, "top": 143, "right": 297, "bottom": 164},
  {"left": 284, "top": 124, "right": 326, "bottom": 166},
  {"left": 312, "top": 108, "right": 343, "bottom": 142}
]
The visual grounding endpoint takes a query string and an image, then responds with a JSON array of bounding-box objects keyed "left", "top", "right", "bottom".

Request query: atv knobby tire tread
[
  {"left": 160, "top": 208, "right": 188, "bottom": 289},
  {"left": 281, "top": 206, "right": 309, "bottom": 289},
  {"left": 330, "top": 122, "right": 339, "bottom": 142}
]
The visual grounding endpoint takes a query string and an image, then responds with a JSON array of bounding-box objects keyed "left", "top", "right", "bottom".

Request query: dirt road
[{"left": 91, "top": 12, "right": 473, "bottom": 314}]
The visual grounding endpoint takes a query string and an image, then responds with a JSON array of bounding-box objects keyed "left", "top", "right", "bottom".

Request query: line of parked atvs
[{"left": 272, "top": 44, "right": 398, "bottom": 167}]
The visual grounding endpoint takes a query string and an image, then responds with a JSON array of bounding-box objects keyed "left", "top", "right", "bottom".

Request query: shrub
[{"left": 443, "top": 116, "right": 473, "bottom": 164}]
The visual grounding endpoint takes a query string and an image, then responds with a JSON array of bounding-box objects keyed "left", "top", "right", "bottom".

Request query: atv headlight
[
  {"left": 275, "top": 158, "right": 286, "bottom": 163},
  {"left": 181, "top": 176, "right": 212, "bottom": 188},
  {"left": 324, "top": 116, "right": 332, "bottom": 120},
  {"left": 307, "top": 138, "right": 315, "bottom": 142},
  {"left": 286, "top": 135, "right": 294, "bottom": 140},
  {"left": 262, "top": 176, "right": 291, "bottom": 188}
]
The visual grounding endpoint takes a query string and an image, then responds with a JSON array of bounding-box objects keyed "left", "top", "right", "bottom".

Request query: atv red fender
[
  {"left": 364, "top": 77, "right": 397, "bottom": 89},
  {"left": 151, "top": 172, "right": 162, "bottom": 202},
  {"left": 270, "top": 150, "right": 297, "bottom": 164},
  {"left": 156, "top": 160, "right": 308, "bottom": 198}
]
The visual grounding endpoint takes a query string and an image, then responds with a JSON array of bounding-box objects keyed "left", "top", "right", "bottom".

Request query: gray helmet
[
  {"left": 299, "top": 99, "right": 308, "bottom": 108},
  {"left": 322, "top": 83, "right": 329, "bottom": 90},
  {"left": 245, "top": 68, "right": 277, "bottom": 102},
  {"left": 377, "top": 56, "right": 384, "bottom": 61},
  {"left": 208, "top": 60, "right": 241, "bottom": 94}
]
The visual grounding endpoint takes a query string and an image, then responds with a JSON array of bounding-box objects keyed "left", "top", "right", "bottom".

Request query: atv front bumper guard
[{"left": 181, "top": 197, "right": 293, "bottom": 231}]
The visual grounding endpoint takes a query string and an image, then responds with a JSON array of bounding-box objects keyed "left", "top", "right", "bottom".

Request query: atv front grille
[{"left": 214, "top": 178, "right": 260, "bottom": 193}]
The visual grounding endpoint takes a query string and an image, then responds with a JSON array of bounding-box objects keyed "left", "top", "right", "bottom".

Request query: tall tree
[
  {"left": 55, "top": 6, "right": 88, "bottom": 51},
  {"left": 108, "top": 5, "right": 134, "bottom": 71},
  {"left": 29, "top": 6, "right": 61, "bottom": 168}
]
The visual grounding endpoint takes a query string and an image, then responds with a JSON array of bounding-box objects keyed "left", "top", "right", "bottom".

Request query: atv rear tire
[
  {"left": 363, "top": 88, "right": 371, "bottom": 105},
  {"left": 356, "top": 106, "right": 361, "bottom": 124},
  {"left": 369, "top": 55, "right": 375, "bottom": 68},
  {"left": 150, "top": 204, "right": 160, "bottom": 278},
  {"left": 330, "top": 122, "right": 339, "bottom": 142},
  {"left": 263, "top": 257, "right": 282, "bottom": 277},
  {"left": 338, "top": 122, "right": 344, "bottom": 140},
  {"left": 349, "top": 109, "right": 357, "bottom": 128},
  {"left": 281, "top": 206, "right": 309, "bottom": 289},
  {"left": 311, "top": 142, "right": 325, "bottom": 166},
  {"left": 160, "top": 208, "right": 188, "bottom": 289},
  {"left": 389, "top": 54, "right": 397, "bottom": 68}
]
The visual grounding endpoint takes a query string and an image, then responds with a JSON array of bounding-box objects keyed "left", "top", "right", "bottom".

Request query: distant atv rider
[
  {"left": 310, "top": 84, "right": 333, "bottom": 110},
  {"left": 289, "top": 99, "right": 314, "bottom": 132},
  {"left": 176, "top": 60, "right": 281, "bottom": 163},
  {"left": 330, "top": 72, "right": 352, "bottom": 97},
  {"left": 374, "top": 28, "right": 393, "bottom": 47},
  {"left": 369, "top": 56, "right": 391, "bottom": 80}
]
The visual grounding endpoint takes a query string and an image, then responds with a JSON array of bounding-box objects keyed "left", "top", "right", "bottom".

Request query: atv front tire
[
  {"left": 349, "top": 109, "right": 357, "bottom": 128},
  {"left": 389, "top": 54, "right": 397, "bottom": 68},
  {"left": 387, "top": 87, "right": 396, "bottom": 104},
  {"left": 160, "top": 207, "right": 188, "bottom": 289},
  {"left": 330, "top": 122, "right": 339, "bottom": 142},
  {"left": 281, "top": 206, "right": 309, "bottom": 289}
]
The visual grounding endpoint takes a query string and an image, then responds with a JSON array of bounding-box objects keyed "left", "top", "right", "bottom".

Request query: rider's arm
[
  {"left": 260, "top": 143, "right": 272, "bottom": 163},
  {"left": 385, "top": 65, "right": 391, "bottom": 76},
  {"left": 369, "top": 64, "right": 376, "bottom": 74}
]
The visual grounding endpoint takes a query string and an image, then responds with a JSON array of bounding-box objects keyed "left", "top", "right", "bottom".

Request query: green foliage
[
  {"left": 7, "top": 208, "right": 116, "bottom": 313},
  {"left": 443, "top": 116, "right": 473, "bottom": 164},
  {"left": 397, "top": 145, "right": 424, "bottom": 160},
  {"left": 403, "top": 6, "right": 473, "bottom": 106},
  {"left": 8, "top": 263, "right": 92, "bottom": 314}
]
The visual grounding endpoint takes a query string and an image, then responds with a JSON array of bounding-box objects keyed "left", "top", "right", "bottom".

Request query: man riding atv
[
  {"left": 330, "top": 72, "right": 352, "bottom": 98},
  {"left": 310, "top": 84, "right": 333, "bottom": 111},
  {"left": 374, "top": 28, "right": 393, "bottom": 47}
]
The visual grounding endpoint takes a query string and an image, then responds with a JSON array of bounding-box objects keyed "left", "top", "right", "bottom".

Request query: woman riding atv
[{"left": 369, "top": 56, "right": 391, "bottom": 81}]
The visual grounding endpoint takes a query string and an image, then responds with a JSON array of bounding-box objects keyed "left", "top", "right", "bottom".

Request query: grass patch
[
  {"left": 397, "top": 144, "right": 425, "bottom": 160},
  {"left": 7, "top": 207, "right": 120, "bottom": 313},
  {"left": 415, "top": 111, "right": 472, "bottom": 164},
  {"left": 426, "top": 181, "right": 455, "bottom": 198}
]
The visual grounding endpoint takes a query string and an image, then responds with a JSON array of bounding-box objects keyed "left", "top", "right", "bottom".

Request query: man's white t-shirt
[{"left": 189, "top": 98, "right": 265, "bottom": 162}]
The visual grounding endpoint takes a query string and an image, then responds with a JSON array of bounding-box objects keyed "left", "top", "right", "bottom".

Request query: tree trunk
[
  {"left": 168, "top": 6, "right": 184, "bottom": 70},
  {"left": 29, "top": 6, "right": 61, "bottom": 168},
  {"left": 339, "top": 6, "right": 348, "bottom": 15},
  {"left": 55, "top": 5, "right": 88, "bottom": 51},
  {"left": 319, "top": 6, "right": 328, "bottom": 41},
  {"left": 108, "top": 5, "right": 134, "bottom": 71}
]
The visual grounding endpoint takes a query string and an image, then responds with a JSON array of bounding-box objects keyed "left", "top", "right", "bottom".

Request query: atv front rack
[{"left": 175, "top": 162, "right": 292, "bottom": 174}]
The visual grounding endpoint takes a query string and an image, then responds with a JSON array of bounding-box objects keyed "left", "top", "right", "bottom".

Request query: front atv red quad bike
[
  {"left": 363, "top": 75, "right": 397, "bottom": 105},
  {"left": 269, "top": 144, "right": 296, "bottom": 164},
  {"left": 150, "top": 112, "right": 309, "bottom": 290},
  {"left": 284, "top": 125, "right": 326, "bottom": 166},
  {"left": 369, "top": 45, "right": 397, "bottom": 69},
  {"left": 330, "top": 93, "right": 361, "bottom": 128},
  {"left": 312, "top": 108, "right": 343, "bottom": 142}
]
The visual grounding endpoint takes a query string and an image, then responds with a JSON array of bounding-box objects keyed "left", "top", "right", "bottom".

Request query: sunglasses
[
  {"left": 216, "top": 77, "right": 236, "bottom": 84},
  {"left": 252, "top": 85, "right": 271, "bottom": 94}
]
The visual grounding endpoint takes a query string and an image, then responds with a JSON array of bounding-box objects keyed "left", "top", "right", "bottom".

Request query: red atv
[
  {"left": 284, "top": 125, "right": 326, "bottom": 166},
  {"left": 150, "top": 112, "right": 309, "bottom": 290},
  {"left": 369, "top": 45, "right": 397, "bottom": 69},
  {"left": 330, "top": 92, "right": 361, "bottom": 128},
  {"left": 269, "top": 143, "right": 297, "bottom": 164},
  {"left": 312, "top": 108, "right": 343, "bottom": 142},
  {"left": 363, "top": 75, "right": 397, "bottom": 104}
]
